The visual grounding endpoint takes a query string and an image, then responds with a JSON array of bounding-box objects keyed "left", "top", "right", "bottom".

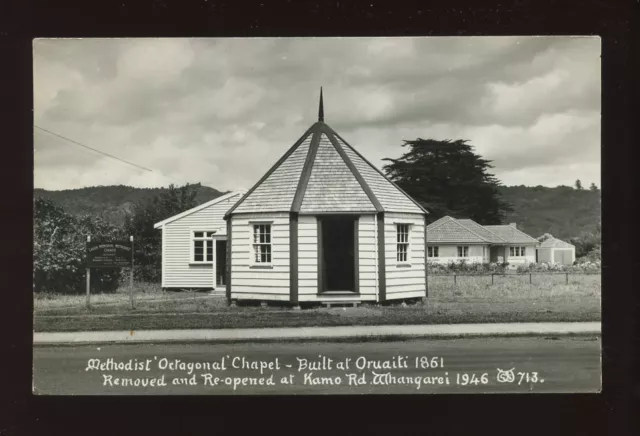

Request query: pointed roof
[
  {"left": 426, "top": 216, "right": 538, "bottom": 245},
  {"left": 426, "top": 216, "right": 487, "bottom": 243},
  {"left": 225, "top": 91, "right": 426, "bottom": 217},
  {"left": 154, "top": 190, "right": 246, "bottom": 228},
  {"left": 539, "top": 237, "right": 574, "bottom": 248},
  {"left": 457, "top": 219, "right": 506, "bottom": 244},
  {"left": 484, "top": 225, "right": 539, "bottom": 244}
]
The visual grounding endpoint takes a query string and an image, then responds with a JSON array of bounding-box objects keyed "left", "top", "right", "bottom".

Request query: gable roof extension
[
  {"left": 426, "top": 216, "right": 488, "bottom": 244},
  {"left": 457, "top": 219, "right": 506, "bottom": 244},
  {"left": 539, "top": 237, "right": 575, "bottom": 248},
  {"left": 427, "top": 216, "right": 538, "bottom": 245},
  {"left": 225, "top": 91, "right": 426, "bottom": 217},
  {"left": 483, "top": 225, "right": 539, "bottom": 244},
  {"left": 153, "top": 190, "right": 246, "bottom": 229}
]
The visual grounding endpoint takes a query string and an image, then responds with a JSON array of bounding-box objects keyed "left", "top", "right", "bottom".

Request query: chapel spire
[{"left": 318, "top": 87, "right": 324, "bottom": 122}]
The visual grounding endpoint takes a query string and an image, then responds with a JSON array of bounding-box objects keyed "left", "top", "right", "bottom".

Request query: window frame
[
  {"left": 427, "top": 246, "right": 439, "bottom": 258},
  {"left": 509, "top": 246, "right": 527, "bottom": 258},
  {"left": 396, "top": 223, "right": 411, "bottom": 265},
  {"left": 457, "top": 245, "right": 469, "bottom": 258},
  {"left": 190, "top": 230, "right": 216, "bottom": 264},
  {"left": 251, "top": 223, "right": 273, "bottom": 266}
]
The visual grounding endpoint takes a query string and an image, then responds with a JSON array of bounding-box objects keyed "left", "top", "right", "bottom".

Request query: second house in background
[{"left": 426, "top": 216, "right": 538, "bottom": 265}]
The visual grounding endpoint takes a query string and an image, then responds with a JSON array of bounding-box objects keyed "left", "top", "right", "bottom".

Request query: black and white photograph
[{"left": 32, "top": 36, "right": 602, "bottom": 395}]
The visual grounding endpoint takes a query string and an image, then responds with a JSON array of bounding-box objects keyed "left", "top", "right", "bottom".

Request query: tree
[
  {"left": 124, "top": 183, "right": 201, "bottom": 282},
  {"left": 537, "top": 233, "right": 554, "bottom": 243},
  {"left": 589, "top": 182, "right": 598, "bottom": 191},
  {"left": 575, "top": 179, "right": 583, "bottom": 190},
  {"left": 34, "top": 197, "right": 125, "bottom": 293},
  {"left": 382, "top": 138, "right": 513, "bottom": 224}
]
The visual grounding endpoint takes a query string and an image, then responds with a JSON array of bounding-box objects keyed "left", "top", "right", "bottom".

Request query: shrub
[
  {"left": 34, "top": 198, "right": 126, "bottom": 294},
  {"left": 427, "top": 260, "right": 508, "bottom": 275}
]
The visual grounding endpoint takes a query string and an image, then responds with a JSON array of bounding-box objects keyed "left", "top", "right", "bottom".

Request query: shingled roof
[
  {"left": 539, "top": 237, "right": 574, "bottom": 248},
  {"left": 226, "top": 89, "right": 426, "bottom": 217},
  {"left": 426, "top": 216, "right": 488, "bottom": 244},
  {"left": 483, "top": 225, "right": 539, "bottom": 244},
  {"left": 427, "top": 216, "right": 538, "bottom": 245}
]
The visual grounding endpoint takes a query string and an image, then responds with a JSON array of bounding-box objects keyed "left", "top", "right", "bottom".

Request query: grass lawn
[{"left": 33, "top": 273, "right": 601, "bottom": 332}]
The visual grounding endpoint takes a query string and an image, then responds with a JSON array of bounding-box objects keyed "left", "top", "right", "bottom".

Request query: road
[{"left": 33, "top": 336, "right": 601, "bottom": 395}]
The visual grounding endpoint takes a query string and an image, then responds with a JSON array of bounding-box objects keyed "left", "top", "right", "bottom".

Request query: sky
[{"left": 33, "top": 37, "right": 601, "bottom": 192}]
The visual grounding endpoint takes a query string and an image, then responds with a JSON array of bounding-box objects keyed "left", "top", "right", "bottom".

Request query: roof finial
[{"left": 318, "top": 87, "right": 324, "bottom": 122}]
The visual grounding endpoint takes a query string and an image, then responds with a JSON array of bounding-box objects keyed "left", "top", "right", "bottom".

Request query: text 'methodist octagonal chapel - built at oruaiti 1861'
[{"left": 222, "top": 88, "right": 428, "bottom": 307}]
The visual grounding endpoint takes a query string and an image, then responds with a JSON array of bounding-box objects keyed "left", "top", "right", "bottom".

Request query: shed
[
  {"left": 536, "top": 237, "right": 575, "bottom": 265},
  {"left": 223, "top": 90, "right": 428, "bottom": 306},
  {"left": 154, "top": 190, "right": 245, "bottom": 291}
]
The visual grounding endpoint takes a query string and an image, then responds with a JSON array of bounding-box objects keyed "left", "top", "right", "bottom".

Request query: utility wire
[{"left": 34, "top": 125, "right": 197, "bottom": 186}]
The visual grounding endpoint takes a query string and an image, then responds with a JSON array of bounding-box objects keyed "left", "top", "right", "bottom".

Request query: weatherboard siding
[
  {"left": 295, "top": 214, "right": 378, "bottom": 302},
  {"left": 357, "top": 215, "right": 378, "bottom": 299},
  {"left": 297, "top": 215, "right": 319, "bottom": 300},
  {"left": 384, "top": 213, "right": 426, "bottom": 298},
  {"left": 230, "top": 212, "right": 290, "bottom": 299},
  {"left": 425, "top": 244, "right": 487, "bottom": 264},
  {"left": 503, "top": 245, "right": 537, "bottom": 264},
  {"left": 162, "top": 194, "right": 241, "bottom": 289}
]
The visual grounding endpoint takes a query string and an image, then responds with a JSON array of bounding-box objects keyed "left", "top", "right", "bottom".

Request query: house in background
[
  {"left": 223, "top": 90, "right": 428, "bottom": 307},
  {"left": 426, "top": 216, "right": 538, "bottom": 265},
  {"left": 154, "top": 190, "right": 245, "bottom": 291},
  {"left": 536, "top": 237, "right": 575, "bottom": 265}
]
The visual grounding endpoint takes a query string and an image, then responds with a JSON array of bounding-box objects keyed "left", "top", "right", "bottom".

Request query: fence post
[
  {"left": 454, "top": 274, "right": 457, "bottom": 285},
  {"left": 130, "top": 235, "right": 135, "bottom": 310},
  {"left": 529, "top": 273, "right": 532, "bottom": 284},
  {"left": 491, "top": 274, "right": 494, "bottom": 285},
  {"left": 86, "top": 235, "right": 91, "bottom": 309},
  {"left": 565, "top": 272, "right": 568, "bottom": 284}
]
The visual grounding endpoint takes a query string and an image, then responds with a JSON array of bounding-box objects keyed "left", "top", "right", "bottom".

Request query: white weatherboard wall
[
  {"left": 537, "top": 247, "right": 553, "bottom": 263},
  {"left": 230, "top": 212, "right": 290, "bottom": 301},
  {"left": 385, "top": 212, "right": 426, "bottom": 300},
  {"left": 357, "top": 214, "right": 378, "bottom": 301},
  {"left": 504, "top": 245, "right": 536, "bottom": 265},
  {"left": 297, "top": 214, "right": 378, "bottom": 302},
  {"left": 426, "top": 244, "right": 486, "bottom": 264},
  {"left": 297, "top": 215, "right": 318, "bottom": 301},
  {"left": 162, "top": 194, "right": 241, "bottom": 289}
]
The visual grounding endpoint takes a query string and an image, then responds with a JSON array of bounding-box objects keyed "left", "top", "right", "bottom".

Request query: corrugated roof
[
  {"left": 539, "top": 237, "right": 574, "bottom": 248},
  {"left": 226, "top": 93, "right": 426, "bottom": 217}
]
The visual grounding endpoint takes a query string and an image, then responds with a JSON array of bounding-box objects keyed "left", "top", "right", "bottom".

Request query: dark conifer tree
[{"left": 382, "top": 139, "right": 513, "bottom": 224}]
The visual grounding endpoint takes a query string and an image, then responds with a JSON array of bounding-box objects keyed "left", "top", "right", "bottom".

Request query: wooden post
[
  {"left": 565, "top": 272, "right": 569, "bottom": 284},
  {"left": 529, "top": 273, "right": 532, "bottom": 284},
  {"left": 454, "top": 274, "right": 457, "bottom": 285},
  {"left": 491, "top": 274, "right": 494, "bottom": 285},
  {"left": 130, "top": 235, "right": 134, "bottom": 310},
  {"left": 86, "top": 235, "right": 91, "bottom": 308}
]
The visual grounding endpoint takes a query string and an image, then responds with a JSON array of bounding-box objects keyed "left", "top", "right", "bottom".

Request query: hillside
[
  {"left": 499, "top": 185, "right": 600, "bottom": 240},
  {"left": 34, "top": 185, "right": 226, "bottom": 226},
  {"left": 33, "top": 184, "right": 600, "bottom": 240}
]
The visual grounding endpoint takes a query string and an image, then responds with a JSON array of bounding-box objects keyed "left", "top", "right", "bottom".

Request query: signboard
[{"left": 87, "top": 241, "right": 132, "bottom": 268}]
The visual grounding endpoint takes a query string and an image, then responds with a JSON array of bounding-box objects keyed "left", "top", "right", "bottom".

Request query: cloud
[{"left": 33, "top": 36, "right": 601, "bottom": 191}]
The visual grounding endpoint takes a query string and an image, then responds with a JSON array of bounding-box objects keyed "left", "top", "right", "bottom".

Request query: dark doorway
[
  {"left": 319, "top": 216, "right": 357, "bottom": 293},
  {"left": 216, "top": 240, "right": 227, "bottom": 286}
]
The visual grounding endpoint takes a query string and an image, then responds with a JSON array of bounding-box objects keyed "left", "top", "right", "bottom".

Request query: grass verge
[{"left": 33, "top": 274, "right": 600, "bottom": 332}]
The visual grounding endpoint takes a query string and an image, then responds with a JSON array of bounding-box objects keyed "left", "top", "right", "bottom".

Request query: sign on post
[
  {"left": 87, "top": 241, "right": 133, "bottom": 267},
  {"left": 86, "top": 238, "right": 134, "bottom": 309}
]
